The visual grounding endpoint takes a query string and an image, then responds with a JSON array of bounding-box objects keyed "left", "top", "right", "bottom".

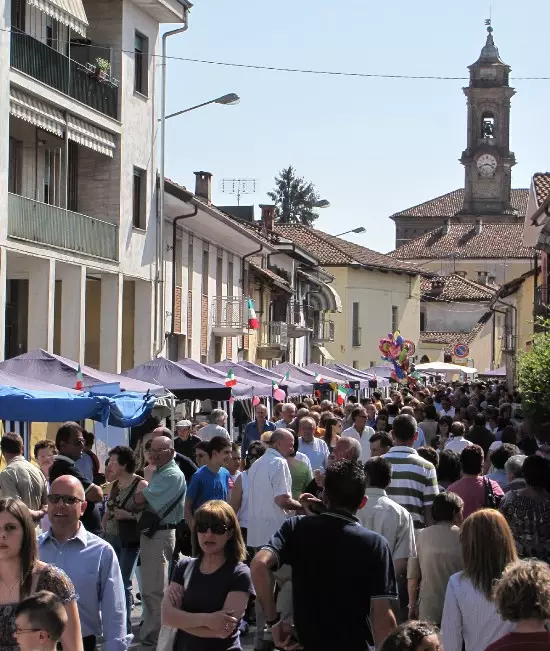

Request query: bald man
[
  {"left": 151, "top": 427, "right": 197, "bottom": 483},
  {"left": 38, "top": 476, "right": 129, "bottom": 651}
]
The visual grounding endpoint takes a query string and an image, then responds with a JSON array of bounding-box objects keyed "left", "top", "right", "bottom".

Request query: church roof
[
  {"left": 390, "top": 222, "right": 535, "bottom": 260},
  {"left": 390, "top": 188, "right": 529, "bottom": 220},
  {"left": 421, "top": 274, "right": 496, "bottom": 302}
]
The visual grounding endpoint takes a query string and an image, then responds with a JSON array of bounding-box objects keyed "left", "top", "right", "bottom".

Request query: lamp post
[
  {"left": 155, "top": 91, "right": 240, "bottom": 356},
  {"left": 314, "top": 199, "right": 331, "bottom": 208},
  {"left": 334, "top": 227, "right": 366, "bottom": 237}
]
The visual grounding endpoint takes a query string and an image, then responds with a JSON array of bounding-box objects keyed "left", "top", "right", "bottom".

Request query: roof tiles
[{"left": 421, "top": 274, "right": 496, "bottom": 302}]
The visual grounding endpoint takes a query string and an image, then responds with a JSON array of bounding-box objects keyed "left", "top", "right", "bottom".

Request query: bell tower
[{"left": 460, "top": 23, "right": 516, "bottom": 216}]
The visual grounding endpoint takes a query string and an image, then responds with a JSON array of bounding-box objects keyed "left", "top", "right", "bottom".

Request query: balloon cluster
[{"left": 379, "top": 331, "right": 415, "bottom": 383}]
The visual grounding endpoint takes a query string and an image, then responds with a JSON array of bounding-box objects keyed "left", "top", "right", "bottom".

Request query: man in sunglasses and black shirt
[{"left": 49, "top": 422, "right": 104, "bottom": 535}]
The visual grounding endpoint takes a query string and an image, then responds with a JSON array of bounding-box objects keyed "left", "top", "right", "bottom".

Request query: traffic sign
[
  {"left": 454, "top": 343, "right": 469, "bottom": 358},
  {"left": 404, "top": 340, "right": 416, "bottom": 356}
]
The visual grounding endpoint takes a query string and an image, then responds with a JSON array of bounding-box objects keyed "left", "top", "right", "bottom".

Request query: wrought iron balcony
[
  {"left": 286, "top": 300, "right": 312, "bottom": 338},
  {"left": 534, "top": 285, "right": 550, "bottom": 318},
  {"left": 8, "top": 193, "right": 118, "bottom": 261},
  {"left": 501, "top": 329, "right": 516, "bottom": 353},
  {"left": 352, "top": 326, "right": 362, "bottom": 347},
  {"left": 312, "top": 319, "right": 335, "bottom": 344},
  {"left": 256, "top": 322, "right": 288, "bottom": 360},
  {"left": 11, "top": 31, "right": 118, "bottom": 119},
  {"left": 211, "top": 297, "right": 247, "bottom": 336}
]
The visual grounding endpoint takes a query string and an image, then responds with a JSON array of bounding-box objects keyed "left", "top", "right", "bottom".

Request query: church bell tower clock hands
[{"left": 459, "top": 21, "right": 516, "bottom": 215}]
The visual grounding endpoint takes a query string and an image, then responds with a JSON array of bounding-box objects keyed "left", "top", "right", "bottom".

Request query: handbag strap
[
  {"left": 159, "top": 488, "right": 186, "bottom": 520},
  {"left": 118, "top": 476, "right": 141, "bottom": 510}
]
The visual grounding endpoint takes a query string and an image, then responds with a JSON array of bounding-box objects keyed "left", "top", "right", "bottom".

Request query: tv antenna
[{"left": 221, "top": 178, "right": 256, "bottom": 206}]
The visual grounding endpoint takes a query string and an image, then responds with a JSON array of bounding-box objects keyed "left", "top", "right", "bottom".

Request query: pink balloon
[
  {"left": 273, "top": 388, "right": 286, "bottom": 401},
  {"left": 252, "top": 396, "right": 261, "bottom": 406}
]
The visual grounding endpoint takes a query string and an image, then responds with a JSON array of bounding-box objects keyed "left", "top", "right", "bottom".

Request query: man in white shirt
[
  {"left": 342, "top": 407, "right": 375, "bottom": 463},
  {"left": 438, "top": 396, "right": 455, "bottom": 419},
  {"left": 198, "top": 409, "right": 230, "bottom": 442},
  {"left": 274, "top": 403, "right": 297, "bottom": 431},
  {"left": 444, "top": 421, "right": 471, "bottom": 454},
  {"left": 297, "top": 417, "right": 329, "bottom": 472}
]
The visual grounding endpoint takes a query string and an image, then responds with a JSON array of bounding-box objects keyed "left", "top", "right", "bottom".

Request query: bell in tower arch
[{"left": 481, "top": 113, "right": 495, "bottom": 139}]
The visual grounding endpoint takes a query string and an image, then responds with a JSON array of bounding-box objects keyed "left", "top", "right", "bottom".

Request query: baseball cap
[{"left": 176, "top": 419, "right": 192, "bottom": 428}]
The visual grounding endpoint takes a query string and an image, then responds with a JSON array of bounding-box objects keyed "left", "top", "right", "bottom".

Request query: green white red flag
[
  {"left": 225, "top": 368, "right": 237, "bottom": 387},
  {"left": 247, "top": 298, "right": 260, "bottom": 330},
  {"left": 76, "top": 364, "right": 83, "bottom": 390}
]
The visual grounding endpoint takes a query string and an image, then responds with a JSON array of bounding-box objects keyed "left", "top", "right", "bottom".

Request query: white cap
[{"left": 176, "top": 419, "right": 192, "bottom": 428}]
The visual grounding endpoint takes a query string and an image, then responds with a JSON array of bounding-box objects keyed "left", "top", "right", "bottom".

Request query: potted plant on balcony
[{"left": 92, "top": 57, "right": 111, "bottom": 81}]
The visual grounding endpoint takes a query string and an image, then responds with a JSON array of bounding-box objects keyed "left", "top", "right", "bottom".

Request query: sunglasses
[
  {"left": 195, "top": 522, "right": 231, "bottom": 535},
  {"left": 47, "top": 494, "right": 84, "bottom": 505}
]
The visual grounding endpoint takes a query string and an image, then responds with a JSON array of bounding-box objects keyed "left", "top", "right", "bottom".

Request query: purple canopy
[
  {"left": 177, "top": 359, "right": 274, "bottom": 398},
  {"left": 270, "top": 362, "right": 341, "bottom": 386},
  {"left": 0, "top": 349, "right": 164, "bottom": 394},
  {"left": 0, "top": 368, "right": 78, "bottom": 393},
  {"left": 305, "top": 363, "right": 370, "bottom": 389},
  {"left": 327, "top": 363, "right": 390, "bottom": 387},
  {"left": 213, "top": 360, "right": 310, "bottom": 396}
]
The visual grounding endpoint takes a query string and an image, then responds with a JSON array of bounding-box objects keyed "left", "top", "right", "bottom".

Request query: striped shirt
[{"left": 382, "top": 446, "right": 439, "bottom": 527}]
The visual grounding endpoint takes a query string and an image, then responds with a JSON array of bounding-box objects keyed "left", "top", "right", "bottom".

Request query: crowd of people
[{"left": 0, "top": 379, "right": 547, "bottom": 651}]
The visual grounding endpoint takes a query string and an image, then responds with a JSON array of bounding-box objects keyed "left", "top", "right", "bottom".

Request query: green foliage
[
  {"left": 268, "top": 166, "right": 320, "bottom": 226},
  {"left": 517, "top": 317, "right": 550, "bottom": 423},
  {"left": 95, "top": 57, "right": 111, "bottom": 71}
]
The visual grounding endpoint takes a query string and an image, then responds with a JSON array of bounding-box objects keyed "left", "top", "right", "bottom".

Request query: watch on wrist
[{"left": 266, "top": 614, "right": 281, "bottom": 627}]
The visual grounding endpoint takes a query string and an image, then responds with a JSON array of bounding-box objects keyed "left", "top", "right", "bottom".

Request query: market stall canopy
[
  {"left": 328, "top": 363, "right": 390, "bottom": 387},
  {"left": 270, "top": 362, "right": 342, "bottom": 386},
  {"left": 123, "top": 357, "right": 251, "bottom": 401},
  {"left": 233, "top": 361, "right": 313, "bottom": 394},
  {"left": 305, "top": 363, "right": 370, "bottom": 389},
  {"left": 415, "top": 362, "right": 477, "bottom": 376},
  {"left": 212, "top": 360, "right": 309, "bottom": 396},
  {"left": 177, "top": 359, "right": 273, "bottom": 398},
  {"left": 362, "top": 364, "right": 394, "bottom": 379},
  {"left": 0, "top": 349, "right": 164, "bottom": 394},
  {"left": 479, "top": 366, "right": 506, "bottom": 377}
]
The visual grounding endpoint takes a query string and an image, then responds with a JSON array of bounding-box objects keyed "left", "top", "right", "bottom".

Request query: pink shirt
[{"left": 446, "top": 476, "right": 504, "bottom": 518}]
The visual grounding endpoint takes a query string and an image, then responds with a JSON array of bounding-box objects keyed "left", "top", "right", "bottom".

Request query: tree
[
  {"left": 517, "top": 318, "right": 550, "bottom": 425},
  {"left": 268, "top": 166, "right": 320, "bottom": 226}
]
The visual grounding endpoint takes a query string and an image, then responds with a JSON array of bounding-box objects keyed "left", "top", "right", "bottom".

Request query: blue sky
[{"left": 162, "top": 0, "right": 550, "bottom": 253}]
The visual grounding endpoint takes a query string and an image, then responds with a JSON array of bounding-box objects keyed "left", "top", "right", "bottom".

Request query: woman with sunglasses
[
  {"left": 162, "top": 500, "right": 254, "bottom": 650},
  {"left": 0, "top": 498, "right": 83, "bottom": 650}
]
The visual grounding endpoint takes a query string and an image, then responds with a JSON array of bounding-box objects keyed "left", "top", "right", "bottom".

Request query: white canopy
[{"left": 415, "top": 361, "right": 477, "bottom": 376}]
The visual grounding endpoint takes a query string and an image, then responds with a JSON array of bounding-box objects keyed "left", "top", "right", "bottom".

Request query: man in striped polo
[{"left": 383, "top": 414, "right": 439, "bottom": 529}]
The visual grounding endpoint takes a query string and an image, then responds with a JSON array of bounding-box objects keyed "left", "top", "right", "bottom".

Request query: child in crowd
[
  {"left": 380, "top": 621, "right": 441, "bottom": 651},
  {"left": 15, "top": 591, "right": 67, "bottom": 651}
]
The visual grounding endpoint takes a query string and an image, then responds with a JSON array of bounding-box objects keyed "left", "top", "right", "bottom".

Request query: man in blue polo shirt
[
  {"left": 252, "top": 460, "right": 397, "bottom": 651},
  {"left": 241, "top": 403, "right": 276, "bottom": 455}
]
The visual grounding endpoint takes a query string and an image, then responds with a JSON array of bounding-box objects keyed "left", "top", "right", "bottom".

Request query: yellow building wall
[
  {"left": 516, "top": 274, "right": 535, "bottom": 353},
  {"left": 325, "top": 267, "right": 421, "bottom": 369}
]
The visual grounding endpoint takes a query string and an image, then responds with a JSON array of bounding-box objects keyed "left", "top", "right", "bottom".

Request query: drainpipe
[
  {"left": 170, "top": 206, "right": 198, "bottom": 334},
  {"left": 241, "top": 244, "right": 264, "bottom": 299},
  {"left": 154, "top": 11, "right": 189, "bottom": 357}
]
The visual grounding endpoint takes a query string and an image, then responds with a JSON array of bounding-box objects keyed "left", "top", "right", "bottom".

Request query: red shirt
[
  {"left": 446, "top": 476, "right": 504, "bottom": 519},
  {"left": 485, "top": 631, "right": 550, "bottom": 651}
]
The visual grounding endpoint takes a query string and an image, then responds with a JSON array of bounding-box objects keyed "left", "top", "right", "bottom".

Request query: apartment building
[{"left": 0, "top": 0, "right": 189, "bottom": 372}]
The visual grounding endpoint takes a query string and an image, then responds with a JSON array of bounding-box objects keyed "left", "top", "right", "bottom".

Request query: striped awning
[
  {"left": 10, "top": 88, "right": 65, "bottom": 137},
  {"left": 27, "top": 0, "right": 88, "bottom": 36},
  {"left": 67, "top": 115, "right": 115, "bottom": 158}
]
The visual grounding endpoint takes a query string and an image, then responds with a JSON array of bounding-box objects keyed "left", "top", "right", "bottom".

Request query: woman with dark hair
[
  {"left": 441, "top": 509, "right": 518, "bottom": 651},
  {"left": 436, "top": 416, "right": 453, "bottom": 450},
  {"left": 323, "top": 417, "right": 342, "bottom": 450},
  {"left": 437, "top": 450, "right": 461, "bottom": 491},
  {"left": 162, "top": 500, "right": 254, "bottom": 650},
  {"left": 103, "top": 445, "right": 147, "bottom": 633},
  {"left": 380, "top": 621, "right": 440, "bottom": 651},
  {"left": 499, "top": 454, "right": 550, "bottom": 563},
  {"left": 418, "top": 405, "right": 438, "bottom": 446},
  {"left": 0, "top": 498, "right": 82, "bottom": 650},
  {"left": 468, "top": 413, "right": 495, "bottom": 456}
]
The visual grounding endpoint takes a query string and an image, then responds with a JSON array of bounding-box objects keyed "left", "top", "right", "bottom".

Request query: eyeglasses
[
  {"left": 149, "top": 448, "right": 171, "bottom": 456},
  {"left": 47, "top": 494, "right": 84, "bottom": 505},
  {"left": 15, "top": 628, "right": 41, "bottom": 635},
  {"left": 195, "top": 522, "right": 232, "bottom": 535},
  {"left": 73, "top": 438, "right": 85, "bottom": 446}
]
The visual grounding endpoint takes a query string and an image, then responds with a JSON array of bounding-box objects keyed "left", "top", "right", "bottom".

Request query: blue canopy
[{"left": 106, "top": 392, "right": 157, "bottom": 428}]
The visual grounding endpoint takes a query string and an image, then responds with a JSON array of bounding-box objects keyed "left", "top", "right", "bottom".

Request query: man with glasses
[
  {"left": 342, "top": 407, "right": 376, "bottom": 463},
  {"left": 241, "top": 404, "right": 275, "bottom": 456},
  {"left": 49, "top": 422, "right": 104, "bottom": 535},
  {"left": 133, "top": 435, "right": 186, "bottom": 650},
  {"left": 38, "top": 475, "right": 129, "bottom": 651}
]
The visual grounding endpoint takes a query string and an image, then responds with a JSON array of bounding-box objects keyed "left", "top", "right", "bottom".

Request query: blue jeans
[{"left": 105, "top": 535, "right": 139, "bottom": 634}]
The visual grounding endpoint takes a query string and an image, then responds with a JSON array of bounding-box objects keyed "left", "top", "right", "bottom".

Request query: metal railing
[
  {"left": 352, "top": 326, "right": 362, "bottom": 347},
  {"left": 287, "top": 300, "right": 311, "bottom": 328},
  {"left": 312, "top": 319, "right": 335, "bottom": 343},
  {"left": 211, "top": 297, "right": 245, "bottom": 329},
  {"left": 8, "top": 193, "right": 118, "bottom": 261},
  {"left": 258, "top": 321, "right": 288, "bottom": 348},
  {"left": 501, "top": 329, "right": 516, "bottom": 353},
  {"left": 11, "top": 31, "right": 118, "bottom": 119},
  {"left": 535, "top": 285, "right": 550, "bottom": 317}
]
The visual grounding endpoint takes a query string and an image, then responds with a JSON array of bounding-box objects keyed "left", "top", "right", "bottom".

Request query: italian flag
[
  {"left": 247, "top": 298, "right": 260, "bottom": 330},
  {"left": 75, "top": 364, "right": 84, "bottom": 390},
  {"left": 272, "top": 379, "right": 279, "bottom": 391},
  {"left": 225, "top": 368, "right": 237, "bottom": 387},
  {"left": 314, "top": 373, "right": 326, "bottom": 383},
  {"left": 336, "top": 385, "right": 348, "bottom": 406},
  {"left": 280, "top": 371, "right": 290, "bottom": 384}
]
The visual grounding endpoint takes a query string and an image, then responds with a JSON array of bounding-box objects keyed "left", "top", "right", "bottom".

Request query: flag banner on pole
[
  {"left": 281, "top": 371, "right": 290, "bottom": 384},
  {"left": 314, "top": 373, "right": 326, "bottom": 383},
  {"left": 247, "top": 298, "right": 260, "bottom": 330},
  {"left": 76, "top": 364, "right": 84, "bottom": 390},
  {"left": 336, "top": 385, "right": 348, "bottom": 405},
  {"left": 225, "top": 368, "right": 237, "bottom": 387}
]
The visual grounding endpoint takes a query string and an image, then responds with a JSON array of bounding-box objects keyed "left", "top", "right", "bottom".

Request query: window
[
  {"left": 227, "top": 260, "right": 234, "bottom": 298},
  {"left": 8, "top": 138, "right": 22, "bottom": 195},
  {"left": 11, "top": 0, "right": 25, "bottom": 32},
  {"left": 352, "top": 360, "right": 359, "bottom": 369},
  {"left": 481, "top": 112, "right": 495, "bottom": 139},
  {"left": 202, "top": 248, "right": 209, "bottom": 295},
  {"left": 134, "top": 32, "right": 149, "bottom": 96},
  {"left": 132, "top": 167, "right": 146, "bottom": 229},
  {"left": 175, "top": 238, "right": 183, "bottom": 288},
  {"left": 45, "top": 15, "right": 58, "bottom": 49},
  {"left": 391, "top": 305, "right": 398, "bottom": 333},
  {"left": 44, "top": 148, "right": 61, "bottom": 206},
  {"left": 352, "top": 302, "right": 361, "bottom": 347},
  {"left": 67, "top": 142, "right": 79, "bottom": 212},
  {"left": 420, "top": 309, "right": 426, "bottom": 332}
]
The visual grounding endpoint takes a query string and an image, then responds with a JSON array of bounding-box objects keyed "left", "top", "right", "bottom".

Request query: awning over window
[
  {"left": 10, "top": 89, "right": 116, "bottom": 158},
  {"left": 27, "top": 0, "right": 88, "bottom": 37},
  {"left": 313, "top": 345, "right": 335, "bottom": 361},
  {"left": 297, "top": 269, "right": 343, "bottom": 313},
  {"left": 10, "top": 88, "right": 65, "bottom": 137},
  {"left": 67, "top": 116, "right": 115, "bottom": 158}
]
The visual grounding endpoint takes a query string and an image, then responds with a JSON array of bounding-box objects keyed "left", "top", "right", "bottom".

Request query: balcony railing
[
  {"left": 211, "top": 297, "right": 246, "bottom": 335},
  {"left": 352, "top": 326, "right": 362, "bottom": 347},
  {"left": 8, "top": 193, "right": 118, "bottom": 261},
  {"left": 256, "top": 322, "right": 288, "bottom": 359},
  {"left": 535, "top": 285, "right": 550, "bottom": 317},
  {"left": 501, "top": 329, "right": 516, "bottom": 353},
  {"left": 11, "top": 31, "right": 118, "bottom": 119},
  {"left": 312, "top": 319, "right": 335, "bottom": 344}
]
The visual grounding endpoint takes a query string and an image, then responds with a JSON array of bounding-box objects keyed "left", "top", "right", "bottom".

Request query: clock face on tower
[{"left": 476, "top": 154, "right": 497, "bottom": 177}]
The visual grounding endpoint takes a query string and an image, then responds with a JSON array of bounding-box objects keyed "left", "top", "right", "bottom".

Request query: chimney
[
  {"left": 478, "top": 271, "right": 489, "bottom": 285},
  {"left": 475, "top": 217, "right": 483, "bottom": 235},
  {"left": 442, "top": 218, "right": 451, "bottom": 235},
  {"left": 194, "top": 171, "right": 212, "bottom": 203},
  {"left": 259, "top": 204, "right": 276, "bottom": 232}
]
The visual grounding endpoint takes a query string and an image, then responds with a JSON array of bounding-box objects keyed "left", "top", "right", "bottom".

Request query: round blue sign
[{"left": 454, "top": 343, "right": 469, "bottom": 358}]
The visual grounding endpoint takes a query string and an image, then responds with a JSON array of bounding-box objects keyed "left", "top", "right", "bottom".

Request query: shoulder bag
[
  {"left": 483, "top": 476, "right": 502, "bottom": 509},
  {"left": 157, "top": 558, "right": 196, "bottom": 651},
  {"left": 115, "top": 477, "right": 141, "bottom": 547},
  {"left": 138, "top": 488, "right": 186, "bottom": 539}
]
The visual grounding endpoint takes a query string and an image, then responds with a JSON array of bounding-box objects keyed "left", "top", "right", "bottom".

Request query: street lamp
[
  {"left": 164, "top": 93, "right": 240, "bottom": 120},
  {"left": 314, "top": 199, "right": 331, "bottom": 208},
  {"left": 334, "top": 226, "right": 366, "bottom": 236}
]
